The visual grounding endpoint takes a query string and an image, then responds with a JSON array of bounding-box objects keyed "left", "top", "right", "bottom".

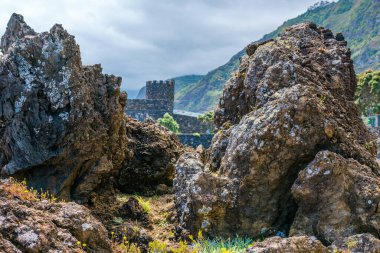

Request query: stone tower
[
  {"left": 146, "top": 80, "right": 175, "bottom": 102},
  {"left": 126, "top": 79, "right": 175, "bottom": 121}
]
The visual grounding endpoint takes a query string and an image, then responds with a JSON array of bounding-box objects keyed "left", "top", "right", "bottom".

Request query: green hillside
[{"left": 175, "top": 0, "right": 380, "bottom": 112}]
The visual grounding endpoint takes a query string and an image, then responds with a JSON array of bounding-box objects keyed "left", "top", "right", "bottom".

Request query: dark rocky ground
[{"left": 0, "top": 14, "right": 379, "bottom": 253}]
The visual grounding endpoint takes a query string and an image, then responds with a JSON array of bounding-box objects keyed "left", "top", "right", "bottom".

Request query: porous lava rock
[
  {"left": 119, "top": 196, "right": 148, "bottom": 222},
  {"left": 291, "top": 151, "right": 380, "bottom": 243},
  {"left": 247, "top": 234, "right": 380, "bottom": 253},
  {"left": 0, "top": 179, "right": 112, "bottom": 253},
  {"left": 329, "top": 233, "right": 380, "bottom": 253},
  {"left": 119, "top": 118, "right": 183, "bottom": 194},
  {"left": 174, "top": 22, "right": 380, "bottom": 243},
  {"left": 0, "top": 13, "right": 127, "bottom": 201},
  {"left": 247, "top": 236, "right": 328, "bottom": 253}
]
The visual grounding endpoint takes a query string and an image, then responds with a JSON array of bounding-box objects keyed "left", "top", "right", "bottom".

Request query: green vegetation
[
  {"left": 197, "top": 111, "right": 214, "bottom": 123},
  {"left": 109, "top": 195, "right": 256, "bottom": 252},
  {"left": 174, "top": 53, "right": 241, "bottom": 112},
  {"left": 157, "top": 113, "right": 180, "bottom": 134},
  {"left": 174, "top": 0, "right": 380, "bottom": 113},
  {"left": 135, "top": 196, "right": 152, "bottom": 214},
  {"left": 111, "top": 226, "right": 254, "bottom": 253},
  {"left": 190, "top": 235, "right": 254, "bottom": 253},
  {"left": 174, "top": 75, "right": 205, "bottom": 92},
  {"left": 192, "top": 132, "right": 201, "bottom": 138},
  {"left": 355, "top": 70, "right": 380, "bottom": 116},
  {"left": 147, "top": 232, "right": 254, "bottom": 253},
  {"left": 261, "top": 0, "right": 380, "bottom": 73}
]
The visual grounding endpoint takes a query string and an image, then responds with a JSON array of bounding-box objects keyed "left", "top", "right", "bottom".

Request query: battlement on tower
[{"left": 146, "top": 79, "right": 175, "bottom": 101}]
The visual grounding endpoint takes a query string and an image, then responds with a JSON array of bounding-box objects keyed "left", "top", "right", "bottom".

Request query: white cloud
[{"left": 0, "top": 0, "right": 320, "bottom": 89}]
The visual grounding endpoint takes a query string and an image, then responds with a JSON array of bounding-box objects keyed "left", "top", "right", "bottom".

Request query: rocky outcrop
[
  {"left": 329, "top": 233, "right": 380, "bottom": 253},
  {"left": 369, "top": 126, "right": 380, "bottom": 160},
  {"left": 247, "top": 234, "right": 380, "bottom": 253},
  {"left": 291, "top": 151, "right": 380, "bottom": 243},
  {"left": 174, "top": 22, "right": 380, "bottom": 244},
  {"left": 119, "top": 118, "right": 183, "bottom": 194},
  {"left": 0, "top": 13, "right": 127, "bottom": 201},
  {"left": 0, "top": 179, "right": 112, "bottom": 253},
  {"left": 247, "top": 236, "right": 328, "bottom": 253}
]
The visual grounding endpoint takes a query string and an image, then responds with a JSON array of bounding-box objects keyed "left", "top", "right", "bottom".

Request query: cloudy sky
[{"left": 0, "top": 0, "right": 321, "bottom": 90}]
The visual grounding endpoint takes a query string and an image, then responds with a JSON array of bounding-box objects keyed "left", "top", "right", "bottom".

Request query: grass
[
  {"left": 135, "top": 196, "right": 152, "bottom": 214},
  {"left": 192, "top": 236, "right": 254, "bottom": 253},
  {"left": 139, "top": 231, "right": 254, "bottom": 253},
  {"left": 0, "top": 181, "right": 254, "bottom": 252},
  {"left": 0, "top": 177, "right": 59, "bottom": 203},
  {"left": 111, "top": 227, "right": 254, "bottom": 253},
  {"left": 113, "top": 194, "right": 255, "bottom": 252}
]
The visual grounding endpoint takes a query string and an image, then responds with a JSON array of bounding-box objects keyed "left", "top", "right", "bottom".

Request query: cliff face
[{"left": 174, "top": 23, "right": 380, "bottom": 244}]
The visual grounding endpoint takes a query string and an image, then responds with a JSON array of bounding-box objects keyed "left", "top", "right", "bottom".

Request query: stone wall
[
  {"left": 126, "top": 99, "right": 172, "bottom": 111},
  {"left": 126, "top": 80, "right": 175, "bottom": 121},
  {"left": 126, "top": 99, "right": 173, "bottom": 121},
  {"left": 173, "top": 114, "right": 213, "bottom": 134},
  {"left": 177, "top": 134, "right": 214, "bottom": 148}
]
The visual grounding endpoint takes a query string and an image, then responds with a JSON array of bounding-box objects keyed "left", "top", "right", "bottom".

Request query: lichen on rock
[
  {"left": 0, "top": 13, "right": 128, "bottom": 202},
  {"left": 0, "top": 179, "right": 112, "bottom": 252},
  {"left": 174, "top": 22, "right": 380, "bottom": 244}
]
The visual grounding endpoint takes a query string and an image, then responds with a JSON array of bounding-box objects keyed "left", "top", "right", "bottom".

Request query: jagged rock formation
[
  {"left": 174, "top": 23, "right": 380, "bottom": 245},
  {"left": 0, "top": 13, "right": 128, "bottom": 201},
  {"left": 0, "top": 13, "right": 185, "bottom": 206},
  {"left": 0, "top": 179, "right": 112, "bottom": 253},
  {"left": 247, "top": 234, "right": 380, "bottom": 253},
  {"left": 119, "top": 118, "right": 183, "bottom": 194}
]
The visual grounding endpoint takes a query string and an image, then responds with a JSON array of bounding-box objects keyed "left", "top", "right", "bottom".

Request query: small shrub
[
  {"left": 157, "top": 113, "right": 180, "bottom": 133},
  {"left": 1, "top": 178, "right": 59, "bottom": 203},
  {"left": 197, "top": 112, "right": 214, "bottom": 123},
  {"left": 113, "top": 240, "right": 141, "bottom": 253},
  {"left": 148, "top": 240, "right": 168, "bottom": 253},
  {"left": 355, "top": 69, "right": 380, "bottom": 116}
]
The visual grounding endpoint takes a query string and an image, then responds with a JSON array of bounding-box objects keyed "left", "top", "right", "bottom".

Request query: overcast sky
[{"left": 0, "top": 0, "right": 321, "bottom": 90}]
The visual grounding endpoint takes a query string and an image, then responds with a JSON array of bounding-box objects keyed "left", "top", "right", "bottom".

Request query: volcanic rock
[
  {"left": 0, "top": 13, "right": 127, "bottom": 201},
  {"left": 119, "top": 196, "right": 148, "bottom": 222},
  {"left": 174, "top": 22, "right": 380, "bottom": 242},
  {"left": 247, "top": 234, "right": 380, "bottom": 253},
  {"left": 329, "top": 233, "right": 380, "bottom": 253},
  {"left": 291, "top": 151, "right": 380, "bottom": 243},
  {"left": 0, "top": 179, "right": 112, "bottom": 253},
  {"left": 247, "top": 236, "right": 328, "bottom": 253},
  {"left": 119, "top": 118, "right": 183, "bottom": 194}
]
